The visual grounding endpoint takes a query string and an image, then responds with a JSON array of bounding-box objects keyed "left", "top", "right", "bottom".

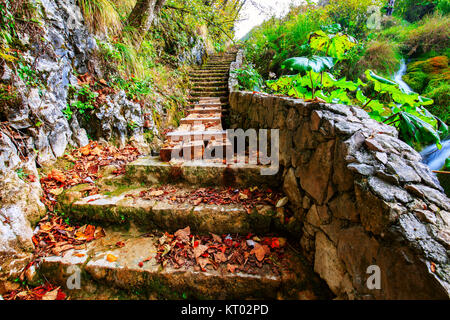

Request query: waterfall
[
  {"left": 392, "top": 59, "right": 450, "bottom": 171},
  {"left": 393, "top": 59, "right": 413, "bottom": 94}
]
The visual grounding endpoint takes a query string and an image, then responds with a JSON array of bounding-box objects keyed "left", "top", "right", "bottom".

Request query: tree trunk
[{"left": 127, "top": 0, "right": 166, "bottom": 33}]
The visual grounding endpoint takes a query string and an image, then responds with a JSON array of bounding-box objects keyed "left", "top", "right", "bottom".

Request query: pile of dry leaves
[
  {"left": 154, "top": 227, "right": 287, "bottom": 275},
  {"left": 3, "top": 283, "right": 66, "bottom": 301},
  {"left": 130, "top": 186, "right": 283, "bottom": 213},
  {"left": 32, "top": 215, "right": 105, "bottom": 258},
  {"left": 40, "top": 141, "right": 140, "bottom": 210}
]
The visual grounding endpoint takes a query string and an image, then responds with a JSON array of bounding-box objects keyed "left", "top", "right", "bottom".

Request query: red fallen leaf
[
  {"left": 193, "top": 240, "right": 200, "bottom": 248},
  {"left": 28, "top": 174, "right": 36, "bottom": 182},
  {"left": 116, "top": 241, "right": 125, "bottom": 248},
  {"left": 138, "top": 262, "right": 144, "bottom": 268},
  {"left": 271, "top": 238, "right": 280, "bottom": 249},
  {"left": 219, "top": 245, "right": 227, "bottom": 254}
]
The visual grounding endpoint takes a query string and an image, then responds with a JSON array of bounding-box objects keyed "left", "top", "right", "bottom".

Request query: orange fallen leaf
[{"left": 106, "top": 254, "right": 118, "bottom": 262}]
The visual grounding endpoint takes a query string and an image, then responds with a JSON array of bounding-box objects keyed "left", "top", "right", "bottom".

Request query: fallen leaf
[
  {"left": 194, "top": 244, "right": 209, "bottom": 258},
  {"left": 106, "top": 254, "right": 118, "bottom": 262},
  {"left": 214, "top": 251, "right": 227, "bottom": 263},
  {"left": 252, "top": 244, "right": 270, "bottom": 262},
  {"left": 210, "top": 233, "right": 222, "bottom": 243},
  {"left": 174, "top": 226, "right": 190, "bottom": 242},
  {"left": 197, "top": 257, "right": 210, "bottom": 269},
  {"left": 42, "top": 288, "right": 59, "bottom": 300},
  {"left": 227, "top": 264, "right": 238, "bottom": 273}
]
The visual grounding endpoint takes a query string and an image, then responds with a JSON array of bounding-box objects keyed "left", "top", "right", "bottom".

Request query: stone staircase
[
  {"left": 160, "top": 51, "right": 237, "bottom": 163},
  {"left": 35, "top": 50, "right": 332, "bottom": 300}
]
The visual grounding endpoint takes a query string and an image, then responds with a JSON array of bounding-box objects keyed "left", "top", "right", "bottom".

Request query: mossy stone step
[
  {"left": 59, "top": 186, "right": 277, "bottom": 235},
  {"left": 124, "top": 156, "right": 281, "bottom": 188},
  {"left": 38, "top": 229, "right": 328, "bottom": 299}
]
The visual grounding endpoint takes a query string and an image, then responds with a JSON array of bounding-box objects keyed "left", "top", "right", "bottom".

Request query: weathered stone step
[
  {"left": 188, "top": 108, "right": 223, "bottom": 115},
  {"left": 191, "top": 81, "right": 228, "bottom": 87},
  {"left": 180, "top": 117, "right": 222, "bottom": 125},
  {"left": 190, "top": 91, "right": 228, "bottom": 97},
  {"left": 167, "top": 130, "right": 227, "bottom": 141},
  {"left": 59, "top": 186, "right": 277, "bottom": 235},
  {"left": 189, "top": 72, "right": 229, "bottom": 77},
  {"left": 125, "top": 156, "right": 281, "bottom": 187},
  {"left": 38, "top": 230, "right": 327, "bottom": 299},
  {"left": 192, "top": 86, "right": 228, "bottom": 92},
  {"left": 189, "top": 76, "right": 228, "bottom": 81},
  {"left": 195, "top": 66, "right": 230, "bottom": 70}
]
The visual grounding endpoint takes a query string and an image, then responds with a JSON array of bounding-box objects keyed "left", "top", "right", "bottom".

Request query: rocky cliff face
[{"left": 0, "top": 0, "right": 161, "bottom": 280}]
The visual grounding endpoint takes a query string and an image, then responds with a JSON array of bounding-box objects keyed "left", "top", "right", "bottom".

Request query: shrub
[
  {"left": 232, "top": 64, "right": 264, "bottom": 91},
  {"left": 344, "top": 40, "right": 401, "bottom": 80},
  {"left": 404, "top": 13, "right": 450, "bottom": 57},
  {"left": 244, "top": 5, "right": 330, "bottom": 76},
  {"left": 324, "top": 0, "right": 383, "bottom": 37}
]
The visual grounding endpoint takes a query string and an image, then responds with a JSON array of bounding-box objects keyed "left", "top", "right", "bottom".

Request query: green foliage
[
  {"left": 309, "top": 26, "right": 357, "bottom": 60},
  {"left": 17, "top": 59, "right": 39, "bottom": 87},
  {"left": 324, "top": 0, "right": 383, "bottom": 37},
  {"left": 110, "top": 75, "right": 153, "bottom": 101},
  {"left": 66, "top": 84, "right": 98, "bottom": 120},
  {"left": 244, "top": 6, "right": 329, "bottom": 76},
  {"left": 282, "top": 56, "right": 335, "bottom": 73},
  {"left": 15, "top": 168, "right": 28, "bottom": 180},
  {"left": 232, "top": 64, "right": 264, "bottom": 91}
]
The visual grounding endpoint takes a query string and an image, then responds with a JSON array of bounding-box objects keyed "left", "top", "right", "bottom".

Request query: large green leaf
[
  {"left": 398, "top": 112, "right": 442, "bottom": 149},
  {"left": 309, "top": 30, "right": 357, "bottom": 60},
  {"left": 281, "top": 56, "right": 335, "bottom": 73}
]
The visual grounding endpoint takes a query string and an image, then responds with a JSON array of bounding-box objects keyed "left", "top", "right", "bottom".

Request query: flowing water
[{"left": 393, "top": 59, "right": 450, "bottom": 171}]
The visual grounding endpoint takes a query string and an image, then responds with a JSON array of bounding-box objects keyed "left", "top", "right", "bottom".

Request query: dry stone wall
[{"left": 228, "top": 53, "right": 450, "bottom": 299}]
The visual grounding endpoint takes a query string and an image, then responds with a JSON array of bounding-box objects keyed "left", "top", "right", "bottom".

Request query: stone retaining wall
[{"left": 228, "top": 53, "right": 450, "bottom": 299}]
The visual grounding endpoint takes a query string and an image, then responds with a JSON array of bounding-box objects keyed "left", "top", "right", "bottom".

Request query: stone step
[
  {"left": 188, "top": 107, "right": 223, "bottom": 115},
  {"left": 191, "top": 69, "right": 229, "bottom": 74},
  {"left": 167, "top": 130, "right": 227, "bottom": 141},
  {"left": 189, "top": 76, "right": 228, "bottom": 81},
  {"left": 189, "top": 72, "right": 229, "bottom": 77},
  {"left": 190, "top": 91, "right": 228, "bottom": 97},
  {"left": 180, "top": 116, "right": 221, "bottom": 125},
  {"left": 59, "top": 186, "right": 277, "bottom": 235},
  {"left": 191, "top": 81, "right": 228, "bottom": 87},
  {"left": 125, "top": 156, "right": 281, "bottom": 188},
  {"left": 38, "top": 230, "right": 327, "bottom": 299},
  {"left": 192, "top": 86, "right": 228, "bottom": 92}
]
